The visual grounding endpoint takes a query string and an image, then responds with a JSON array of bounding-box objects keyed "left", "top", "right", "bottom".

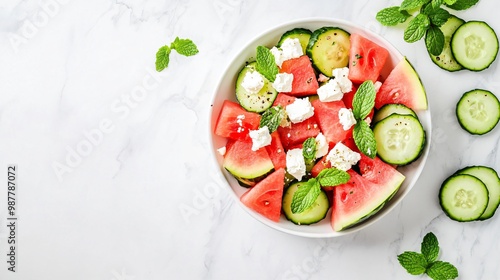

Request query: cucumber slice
[
  {"left": 373, "top": 114, "right": 426, "bottom": 165},
  {"left": 235, "top": 62, "right": 278, "bottom": 113},
  {"left": 451, "top": 21, "right": 499, "bottom": 71},
  {"left": 306, "top": 27, "right": 350, "bottom": 76},
  {"left": 278, "top": 28, "right": 312, "bottom": 54},
  {"left": 282, "top": 182, "right": 329, "bottom": 225},
  {"left": 439, "top": 174, "right": 489, "bottom": 222},
  {"left": 429, "top": 15, "right": 465, "bottom": 72},
  {"left": 456, "top": 166, "right": 500, "bottom": 220},
  {"left": 373, "top": 104, "right": 418, "bottom": 124},
  {"left": 456, "top": 89, "right": 500, "bottom": 135}
]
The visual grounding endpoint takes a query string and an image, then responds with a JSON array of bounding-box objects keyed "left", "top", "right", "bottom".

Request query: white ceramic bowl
[{"left": 209, "top": 18, "right": 431, "bottom": 238}]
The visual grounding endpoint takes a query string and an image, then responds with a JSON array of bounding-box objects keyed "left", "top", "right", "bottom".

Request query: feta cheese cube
[
  {"left": 270, "top": 38, "right": 303, "bottom": 68},
  {"left": 332, "top": 67, "right": 353, "bottom": 93},
  {"left": 241, "top": 71, "right": 264, "bottom": 94},
  {"left": 317, "top": 79, "right": 343, "bottom": 102},
  {"left": 286, "top": 148, "right": 306, "bottom": 181},
  {"left": 285, "top": 97, "right": 314, "bottom": 124},
  {"left": 270, "top": 46, "right": 284, "bottom": 68},
  {"left": 273, "top": 72, "right": 294, "bottom": 92},
  {"left": 326, "top": 142, "right": 361, "bottom": 171},
  {"left": 315, "top": 133, "right": 329, "bottom": 159},
  {"left": 338, "top": 108, "right": 357, "bottom": 131},
  {"left": 217, "top": 146, "right": 226, "bottom": 156},
  {"left": 249, "top": 126, "right": 272, "bottom": 151}
]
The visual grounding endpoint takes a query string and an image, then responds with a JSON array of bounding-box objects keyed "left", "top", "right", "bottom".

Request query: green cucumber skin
[
  {"left": 428, "top": 15, "right": 465, "bottom": 72},
  {"left": 450, "top": 21, "right": 499, "bottom": 72},
  {"left": 455, "top": 166, "right": 500, "bottom": 220},
  {"left": 282, "top": 182, "right": 329, "bottom": 225},
  {"left": 277, "top": 28, "right": 312, "bottom": 53},
  {"left": 455, "top": 89, "right": 500, "bottom": 135},
  {"left": 235, "top": 62, "right": 278, "bottom": 113},
  {"left": 306, "top": 26, "right": 351, "bottom": 76},
  {"left": 373, "top": 104, "right": 418, "bottom": 124}
]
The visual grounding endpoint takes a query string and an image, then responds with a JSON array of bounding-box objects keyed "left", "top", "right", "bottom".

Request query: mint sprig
[
  {"left": 291, "top": 167, "right": 350, "bottom": 214},
  {"left": 256, "top": 46, "right": 279, "bottom": 82},
  {"left": 260, "top": 105, "right": 285, "bottom": 133},
  {"left": 398, "top": 232, "right": 458, "bottom": 280},
  {"left": 351, "top": 81, "right": 377, "bottom": 158},
  {"left": 155, "top": 37, "right": 199, "bottom": 72},
  {"left": 376, "top": 0, "right": 477, "bottom": 58},
  {"left": 302, "top": 137, "right": 317, "bottom": 162}
]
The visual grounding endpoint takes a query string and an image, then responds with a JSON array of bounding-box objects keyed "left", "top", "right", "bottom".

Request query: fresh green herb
[
  {"left": 376, "top": 6, "right": 411, "bottom": 26},
  {"left": 302, "top": 137, "right": 317, "bottom": 162},
  {"left": 355, "top": 54, "right": 363, "bottom": 59},
  {"left": 155, "top": 37, "right": 199, "bottom": 72},
  {"left": 260, "top": 105, "right": 285, "bottom": 133},
  {"left": 351, "top": 81, "right": 377, "bottom": 158},
  {"left": 291, "top": 168, "right": 350, "bottom": 214},
  {"left": 256, "top": 46, "right": 279, "bottom": 82},
  {"left": 398, "top": 232, "right": 459, "bottom": 280},
  {"left": 376, "top": 0, "right": 479, "bottom": 60}
]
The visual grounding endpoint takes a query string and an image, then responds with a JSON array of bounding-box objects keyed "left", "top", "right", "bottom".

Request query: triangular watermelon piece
[
  {"left": 272, "top": 93, "right": 297, "bottom": 107},
  {"left": 214, "top": 100, "right": 261, "bottom": 140},
  {"left": 240, "top": 168, "right": 286, "bottom": 222},
  {"left": 311, "top": 99, "right": 349, "bottom": 148},
  {"left": 375, "top": 57, "right": 428, "bottom": 111},
  {"left": 266, "top": 131, "right": 287, "bottom": 170},
  {"left": 280, "top": 55, "right": 319, "bottom": 96},
  {"left": 277, "top": 117, "right": 320, "bottom": 150},
  {"left": 331, "top": 157, "right": 405, "bottom": 231},
  {"left": 348, "top": 33, "right": 389, "bottom": 84}
]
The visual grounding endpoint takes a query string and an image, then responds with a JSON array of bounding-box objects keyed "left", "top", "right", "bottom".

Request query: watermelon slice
[
  {"left": 331, "top": 156, "right": 405, "bottom": 231},
  {"left": 348, "top": 33, "right": 389, "bottom": 84},
  {"left": 266, "top": 131, "right": 287, "bottom": 170},
  {"left": 280, "top": 55, "right": 319, "bottom": 96},
  {"left": 375, "top": 57, "right": 428, "bottom": 111},
  {"left": 240, "top": 168, "right": 286, "bottom": 222},
  {"left": 214, "top": 100, "right": 261, "bottom": 140},
  {"left": 311, "top": 99, "right": 349, "bottom": 148},
  {"left": 277, "top": 117, "right": 321, "bottom": 150},
  {"left": 223, "top": 138, "right": 274, "bottom": 187},
  {"left": 272, "top": 93, "right": 296, "bottom": 107}
]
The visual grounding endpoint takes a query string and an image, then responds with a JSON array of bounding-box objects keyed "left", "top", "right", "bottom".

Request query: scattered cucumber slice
[
  {"left": 373, "top": 114, "right": 426, "bottom": 165},
  {"left": 235, "top": 62, "right": 278, "bottom": 113},
  {"left": 277, "top": 28, "right": 312, "bottom": 54},
  {"left": 456, "top": 166, "right": 500, "bottom": 220},
  {"left": 451, "top": 21, "right": 499, "bottom": 71},
  {"left": 439, "top": 174, "right": 489, "bottom": 222},
  {"left": 373, "top": 104, "right": 418, "bottom": 124},
  {"left": 456, "top": 89, "right": 500, "bottom": 135},
  {"left": 306, "top": 27, "right": 350, "bottom": 76},
  {"left": 429, "top": 15, "right": 465, "bottom": 72},
  {"left": 282, "top": 182, "right": 329, "bottom": 225}
]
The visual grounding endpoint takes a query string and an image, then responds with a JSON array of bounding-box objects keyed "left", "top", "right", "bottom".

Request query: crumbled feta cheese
[
  {"left": 364, "top": 117, "right": 372, "bottom": 125},
  {"left": 241, "top": 71, "right": 264, "bottom": 94},
  {"left": 236, "top": 114, "right": 245, "bottom": 126},
  {"left": 270, "top": 38, "right": 303, "bottom": 68},
  {"left": 317, "top": 79, "right": 343, "bottom": 102},
  {"left": 318, "top": 73, "right": 329, "bottom": 83},
  {"left": 315, "top": 133, "right": 328, "bottom": 159},
  {"left": 326, "top": 142, "right": 361, "bottom": 171},
  {"left": 338, "top": 108, "right": 357, "bottom": 131},
  {"left": 332, "top": 67, "right": 353, "bottom": 93},
  {"left": 374, "top": 81, "right": 382, "bottom": 93},
  {"left": 217, "top": 146, "right": 226, "bottom": 156},
  {"left": 285, "top": 98, "right": 314, "bottom": 123},
  {"left": 273, "top": 72, "right": 294, "bottom": 92},
  {"left": 270, "top": 46, "right": 284, "bottom": 67},
  {"left": 249, "top": 126, "right": 272, "bottom": 151},
  {"left": 286, "top": 148, "right": 306, "bottom": 180}
]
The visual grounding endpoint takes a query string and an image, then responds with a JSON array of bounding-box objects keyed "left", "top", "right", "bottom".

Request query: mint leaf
[
  {"left": 316, "top": 168, "right": 350, "bottom": 188},
  {"left": 400, "top": 0, "right": 431, "bottom": 11},
  {"left": 260, "top": 105, "right": 285, "bottom": 133},
  {"left": 156, "top": 45, "right": 171, "bottom": 72},
  {"left": 446, "top": 0, "right": 478, "bottom": 10},
  {"left": 376, "top": 7, "right": 411, "bottom": 26},
  {"left": 404, "top": 14, "right": 431, "bottom": 43},
  {"left": 421, "top": 232, "right": 439, "bottom": 262},
  {"left": 291, "top": 178, "right": 321, "bottom": 214},
  {"left": 426, "top": 25, "right": 445, "bottom": 55},
  {"left": 431, "top": 0, "right": 444, "bottom": 9},
  {"left": 353, "top": 121, "right": 377, "bottom": 158},
  {"left": 256, "top": 46, "right": 279, "bottom": 82},
  {"left": 426, "top": 261, "right": 459, "bottom": 280},
  {"left": 171, "top": 37, "right": 199, "bottom": 56},
  {"left": 302, "top": 137, "right": 317, "bottom": 162},
  {"left": 443, "top": 0, "right": 458, "bottom": 4},
  {"left": 423, "top": 6, "right": 451, "bottom": 26},
  {"left": 397, "top": 251, "right": 428, "bottom": 275},
  {"left": 352, "top": 81, "right": 376, "bottom": 120}
]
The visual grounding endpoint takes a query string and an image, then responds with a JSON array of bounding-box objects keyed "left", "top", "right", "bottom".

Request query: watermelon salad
[{"left": 213, "top": 25, "right": 428, "bottom": 232}]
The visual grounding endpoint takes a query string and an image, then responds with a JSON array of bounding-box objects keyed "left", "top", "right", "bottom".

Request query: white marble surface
[{"left": 0, "top": 0, "right": 499, "bottom": 279}]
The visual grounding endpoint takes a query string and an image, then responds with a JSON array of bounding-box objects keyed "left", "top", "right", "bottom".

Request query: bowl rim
[{"left": 208, "top": 17, "right": 432, "bottom": 238}]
